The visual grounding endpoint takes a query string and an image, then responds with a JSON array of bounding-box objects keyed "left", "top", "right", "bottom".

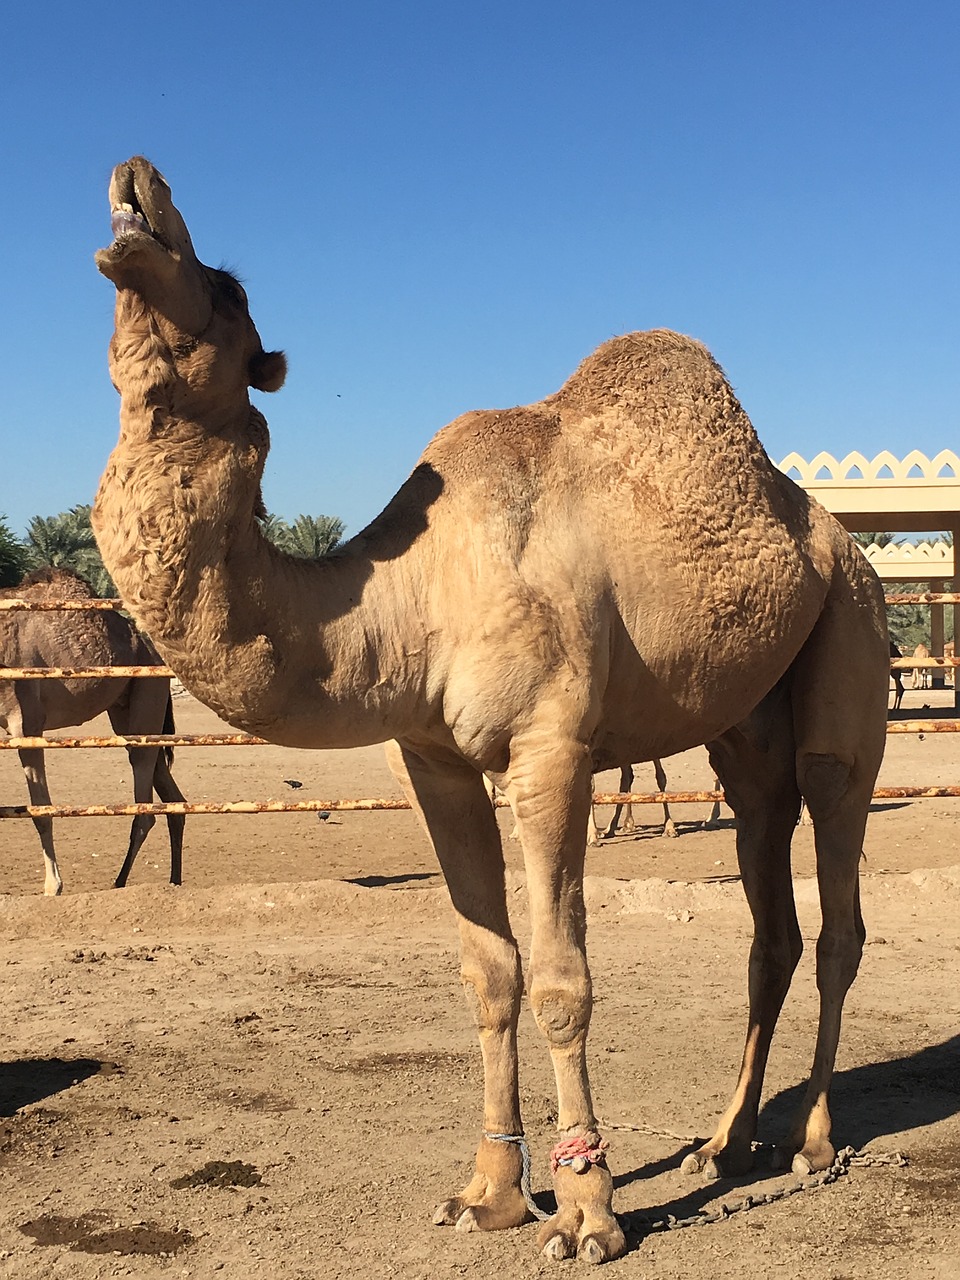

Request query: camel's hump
[{"left": 556, "top": 329, "right": 727, "bottom": 413}]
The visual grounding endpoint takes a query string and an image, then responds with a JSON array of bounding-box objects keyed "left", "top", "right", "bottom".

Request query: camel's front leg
[
  {"left": 18, "top": 745, "right": 63, "bottom": 896},
  {"left": 385, "top": 742, "right": 530, "bottom": 1232},
  {"left": 510, "top": 742, "right": 625, "bottom": 1264}
]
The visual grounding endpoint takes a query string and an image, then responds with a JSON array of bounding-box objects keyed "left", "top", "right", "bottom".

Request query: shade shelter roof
[{"left": 778, "top": 450, "right": 960, "bottom": 536}]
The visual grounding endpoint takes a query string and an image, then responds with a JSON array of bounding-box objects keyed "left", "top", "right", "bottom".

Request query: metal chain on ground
[{"left": 598, "top": 1120, "right": 908, "bottom": 1234}]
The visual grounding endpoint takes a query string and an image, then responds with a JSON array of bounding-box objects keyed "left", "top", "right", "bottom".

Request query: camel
[
  {"left": 92, "top": 156, "right": 889, "bottom": 1265},
  {"left": 889, "top": 640, "right": 905, "bottom": 710},
  {"left": 912, "top": 642, "right": 931, "bottom": 689},
  {"left": 0, "top": 566, "right": 186, "bottom": 893},
  {"left": 588, "top": 761, "right": 677, "bottom": 844}
]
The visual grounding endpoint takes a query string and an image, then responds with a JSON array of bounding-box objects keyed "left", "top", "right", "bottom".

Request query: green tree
[
  {"left": 257, "top": 513, "right": 294, "bottom": 551},
  {"left": 851, "top": 531, "right": 902, "bottom": 550},
  {"left": 0, "top": 514, "right": 29, "bottom": 587},
  {"left": 259, "top": 512, "right": 344, "bottom": 559},
  {"left": 24, "top": 504, "right": 117, "bottom": 597},
  {"left": 285, "top": 514, "right": 344, "bottom": 558}
]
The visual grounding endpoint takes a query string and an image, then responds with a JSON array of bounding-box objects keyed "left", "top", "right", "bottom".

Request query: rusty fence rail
[
  {"left": 2, "top": 593, "right": 960, "bottom": 821},
  {"left": 4, "top": 787, "right": 960, "bottom": 821},
  {"left": 2, "top": 717, "right": 960, "bottom": 756}
]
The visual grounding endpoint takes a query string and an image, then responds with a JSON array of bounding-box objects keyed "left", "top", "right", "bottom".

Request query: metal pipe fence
[{"left": 2, "top": 592, "right": 959, "bottom": 822}]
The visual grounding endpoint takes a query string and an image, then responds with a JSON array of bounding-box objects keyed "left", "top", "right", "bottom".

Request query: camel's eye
[{"left": 212, "top": 271, "right": 248, "bottom": 310}]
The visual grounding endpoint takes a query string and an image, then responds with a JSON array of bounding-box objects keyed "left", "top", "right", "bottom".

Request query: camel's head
[{"left": 95, "top": 156, "right": 286, "bottom": 397}]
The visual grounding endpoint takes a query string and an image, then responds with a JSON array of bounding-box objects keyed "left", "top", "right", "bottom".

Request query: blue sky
[{"left": 3, "top": 1, "right": 958, "bottom": 542}]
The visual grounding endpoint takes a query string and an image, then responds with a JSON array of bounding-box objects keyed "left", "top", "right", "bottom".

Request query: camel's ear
[{"left": 249, "top": 349, "right": 287, "bottom": 392}]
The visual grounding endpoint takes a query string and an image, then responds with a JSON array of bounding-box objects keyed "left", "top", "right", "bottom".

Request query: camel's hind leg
[
  {"left": 385, "top": 741, "right": 530, "bottom": 1234},
  {"left": 601, "top": 765, "right": 634, "bottom": 839},
  {"left": 782, "top": 581, "right": 887, "bottom": 1174},
  {"left": 652, "top": 757, "right": 677, "bottom": 838},
  {"left": 109, "top": 681, "right": 185, "bottom": 888},
  {"left": 682, "top": 681, "right": 804, "bottom": 1179}
]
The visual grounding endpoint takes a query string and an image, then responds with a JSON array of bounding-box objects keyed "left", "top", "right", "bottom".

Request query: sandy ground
[{"left": 0, "top": 687, "right": 958, "bottom": 1278}]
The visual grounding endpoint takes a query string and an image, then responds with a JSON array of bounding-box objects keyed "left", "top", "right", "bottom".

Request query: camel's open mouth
[
  {"left": 110, "top": 166, "right": 155, "bottom": 243},
  {"left": 107, "top": 161, "right": 172, "bottom": 252}
]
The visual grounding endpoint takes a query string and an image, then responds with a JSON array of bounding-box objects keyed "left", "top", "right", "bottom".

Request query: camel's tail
[{"left": 163, "top": 692, "right": 176, "bottom": 768}]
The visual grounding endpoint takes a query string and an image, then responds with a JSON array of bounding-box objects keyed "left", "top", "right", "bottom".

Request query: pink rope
[{"left": 550, "top": 1134, "right": 609, "bottom": 1174}]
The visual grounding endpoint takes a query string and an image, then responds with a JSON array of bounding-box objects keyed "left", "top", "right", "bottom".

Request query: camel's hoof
[
  {"left": 433, "top": 1198, "right": 462, "bottom": 1226},
  {"left": 782, "top": 1138, "right": 834, "bottom": 1175},
  {"left": 433, "top": 1189, "right": 529, "bottom": 1232},
  {"left": 662, "top": 823, "right": 679, "bottom": 839},
  {"left": 578, "top": 1228, "right": 625, "bottom": 1264},
  {"left": 579, "top": 1236, "right": 606, "bottom": 1265},
  {"left": 541, "top": 1231, "right": 576, "bottom": 1262},
  {"left": 680, "top": 1151, "right": 720, "bottom": 1180}
]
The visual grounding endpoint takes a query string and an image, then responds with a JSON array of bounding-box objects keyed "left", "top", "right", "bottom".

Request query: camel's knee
[
  {"left": 797, "top": 752, "right": 852, "bottom": 824},
  {"left": 130, "top": 814, "right": 157, "bottom": 847},
  {"left": 815, "top": 926, "right": 864, "bottom": 996},
  {"left": 529, "top": 970, "right": 592, "bottom": 1049},
  {"left": 750, "top": 929, "right": 803, "bottom": 988},
  {"left": 461, "top": 943, "right": 522, "bottom": 1033}
]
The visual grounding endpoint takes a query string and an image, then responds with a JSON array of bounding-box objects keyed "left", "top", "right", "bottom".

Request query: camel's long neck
[{"left": 95, "top": 389, "right": 430, "bottom": 748}]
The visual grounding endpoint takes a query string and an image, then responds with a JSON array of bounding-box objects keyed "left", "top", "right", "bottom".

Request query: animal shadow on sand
[
  {"left": 0, "top": 1058, "right": 104, "bottom": 1117},
  {"left": 604, "top": 1034, "right": 960, "bottom": 1242},
  {"left": 346, "top": 872, "right": 437, "bottom": 888},
  {"left": 760, "top": 1033, "right": 960, "bottom": 1149}
]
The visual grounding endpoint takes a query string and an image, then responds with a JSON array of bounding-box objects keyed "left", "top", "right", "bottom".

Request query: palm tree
[
  {"left": 851, "top": 531, "right": 903, "bottom": 549},
  {"left": 0, "top": 514, "right": 28, "bottom": 587},
  {"left": 285, "top": 514, "right": 344, "bottom": 558},
  {"left": 24, "top": 504, "right": 117, "bottom": 596},
  {"left": 257, "top": 513, "right": 295, "bottom": 553},
  {"left": 259, "top": 512, "right": 344, "bottom": 559}
]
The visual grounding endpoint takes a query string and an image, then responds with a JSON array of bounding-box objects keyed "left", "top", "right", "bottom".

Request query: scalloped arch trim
[{"left": 778, "top": 450, "right": 960, "bottom": 484}]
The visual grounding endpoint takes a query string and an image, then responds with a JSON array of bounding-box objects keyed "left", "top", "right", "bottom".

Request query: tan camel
[
  {"left": 0, "top": 567, "right": 186, "bottom": 893},
  {"left": 912, "top": 642, "right": 931, "bottom": 689},
  {"left": 588, "top": 761, "right": 677, "bottom": 843},
  {"left": 92, "top": 157, "right": 889, "bottom": 1265}
]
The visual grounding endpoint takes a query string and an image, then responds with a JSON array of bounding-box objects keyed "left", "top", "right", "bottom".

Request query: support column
[
  {"left": 931, "top": 579, "right": 945, "bottom": 690},
  {"left": 952, "top": 526, "right": 960, "bottom": 712}
]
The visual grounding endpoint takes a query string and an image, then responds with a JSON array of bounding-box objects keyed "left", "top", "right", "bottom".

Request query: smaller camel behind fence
[
  {"left": 587, "top": 760, "right": 678, "bottom": 843},
  {"left": 593, "top": 758, "right": 739, "bottom": 842},
  {"left": 0, "top": 567, "right": 185, "bottom": 894},
  {"left": 890, "top": 640, "right": 905, "bottom": 710},
  {"left": 912, "top": 642, "right": 931, "bottom": 690}
]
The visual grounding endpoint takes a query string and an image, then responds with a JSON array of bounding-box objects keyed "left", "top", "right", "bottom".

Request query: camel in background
[
  {"left": 92, "top": 156, "right": 889, "bottom": 1263},
  {"left": 912, "top": 642, "right": 931, "bottom": 689},
  {"left": 890, "top": 640, "right": 905, "bottom": 710},
  {"left": 0, "top": 567, "right": 185, "bottom": 893},
  {"left": 588, "top": 761, "right": 677, "bottom": 843}
]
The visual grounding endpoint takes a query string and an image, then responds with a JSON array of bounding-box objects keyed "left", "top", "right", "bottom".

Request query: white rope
[{"left": 483, "top": 1132, "right": 551, "bottom": 1221}]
